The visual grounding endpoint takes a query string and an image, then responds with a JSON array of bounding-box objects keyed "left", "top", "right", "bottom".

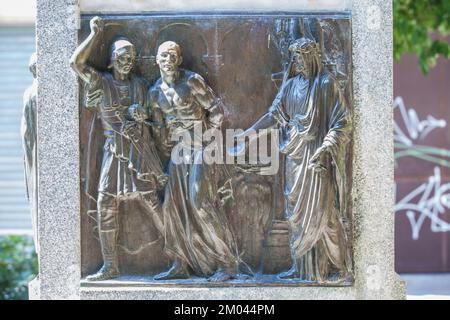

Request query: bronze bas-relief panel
[{"left": 77, "top": 13, "right": 353, "bottom": 286}]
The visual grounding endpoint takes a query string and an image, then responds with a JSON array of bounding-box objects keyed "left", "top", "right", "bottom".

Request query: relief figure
[
  {"left": 70, "top": 17, "right": 167, "bottom": 281},
  {"left": 148, "top": 41, "right": 240, "bottom": 282},
  {"left": 235, "top": 37, "right": 353, "bottom": 282}
]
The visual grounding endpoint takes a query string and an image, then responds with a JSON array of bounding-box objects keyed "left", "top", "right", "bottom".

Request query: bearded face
[
  {"left": 292, "top": 48, "right": 323, "bottom": 80},
  {"left": 288, "top": 38, "right": 322, "bottom": 79},
  {"left": 291, "top": 51, "right": 311, "bottom": 78}
]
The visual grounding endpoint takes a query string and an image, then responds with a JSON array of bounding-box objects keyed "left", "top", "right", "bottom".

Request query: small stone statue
[
  {"left": 236, "top": 37, "right": 353, "bottom": 282},
  {"left": 70, "top": 17, "right": 166, "bottom": 281},
  {"left": 148, "top": 41, "right": 239, "bottom": 282},
  {"left": 21, "top": 52, "right": 38, "bottom": 252}
]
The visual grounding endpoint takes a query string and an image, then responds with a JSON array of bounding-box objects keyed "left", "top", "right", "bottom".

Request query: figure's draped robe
[
  {"left": 271, "top": 72, "right": 352, "bottom": 281},
  {"left": 154, "top": 70, "right": 238, "bottom": 277},
  {"left": 163, "top": 146, "right": 238, "bottom": 276}
]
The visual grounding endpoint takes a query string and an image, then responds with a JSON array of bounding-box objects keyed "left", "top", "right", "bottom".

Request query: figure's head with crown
[{"left": 287, "top": 37, "right": 322, "bottom": 80}]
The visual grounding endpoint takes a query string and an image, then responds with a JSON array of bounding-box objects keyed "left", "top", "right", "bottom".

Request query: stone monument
[{"left": 29, "top": 0, "right": 406, "bottom": 299}]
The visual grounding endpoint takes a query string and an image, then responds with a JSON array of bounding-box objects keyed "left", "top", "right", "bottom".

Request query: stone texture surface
[
  {"left": 28, "top": 277, "right": 40, "bottom": 300},
  {"left": 80, "top": 286, "right": 356, "bottom": 300},
  {"left": 32, "top": 0, "right": 406, "bottom": 299},
  {"left": 31, "top": 0, "right": 81, "bottom": 300},
  {"left": 350, "top": 0, "right": 406, "bottom": 299},
  {"left": 80, "top": 0, "right": 350, "bottom": 13}
]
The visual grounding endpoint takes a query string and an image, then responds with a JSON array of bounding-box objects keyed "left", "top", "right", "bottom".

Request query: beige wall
[
  {"left": 0, "top": 0, "right": 36, "bottom": 25},
  {"left": 80, "top": 0, "right": 350, "bottom": 12},
  {"left": 0, "top": 0, "right": 350, "bottom": 25}
]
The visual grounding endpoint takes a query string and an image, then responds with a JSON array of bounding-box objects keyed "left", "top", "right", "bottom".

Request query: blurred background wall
[
  {"left": 0, "top": 0, "right": 35, "bottom": 233},
  {"left": 394, "top": 55, "right": 450, "bottom": 273}
]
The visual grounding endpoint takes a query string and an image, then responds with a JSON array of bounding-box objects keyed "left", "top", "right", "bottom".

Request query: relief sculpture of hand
[
  {"left": 121, "top": 120, "right": 138, "bottom": 140},
  {"left": 128, "top": 104, "right": 147, "bottom": 123},
  {"left": 90, "top": 16, "right": 104, "bottom": 35},
  {"left": 227, "top": 130, "right": 252, "bottom": 157},
  {"left": 308, "top": 145, "right": 329, "bottom": 174},
  {"left": 227, "top": 141, "right": 246, "bottom": 158}
]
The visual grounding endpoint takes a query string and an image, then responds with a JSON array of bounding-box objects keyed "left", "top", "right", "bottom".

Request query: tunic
[{"left": 84, "top": 70, "right": 164, "bottom": 199}]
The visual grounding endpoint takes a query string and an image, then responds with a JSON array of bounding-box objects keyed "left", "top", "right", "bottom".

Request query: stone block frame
[{"left": 30, "top": 0, "right": 406, "bottom": 300}]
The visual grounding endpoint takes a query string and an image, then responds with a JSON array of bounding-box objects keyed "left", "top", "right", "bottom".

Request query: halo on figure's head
[
  {"left": 288, "top": 37, "right": 321, "bottom": 57},
  {"left": 157, "top": 41, "right": 182, "bottom": 57},
  {"left": 29, "top": 52, "right": 37, "bottom": 79},
  {"left": 108, "top": 38, "right": 136, "bottom": 68}
]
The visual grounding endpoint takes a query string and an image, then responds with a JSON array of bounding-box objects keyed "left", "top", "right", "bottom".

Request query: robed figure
[
  {"left": 236, "top": 37, "right": 353, "bottom": 282},
  {"left": 149, "top": 41, "right": 239, "bottom": 282}
]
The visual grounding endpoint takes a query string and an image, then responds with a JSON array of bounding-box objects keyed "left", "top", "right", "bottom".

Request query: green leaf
[
  {"left": 394, "top": 0, "right": 450, "bottom": 74},
  {"left": 0, "top": 235, "right": 38, "bottom": 300}
]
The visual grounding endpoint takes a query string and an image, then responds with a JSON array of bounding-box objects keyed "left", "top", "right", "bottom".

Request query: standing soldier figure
[{"left": 70, "top": 17, "right": 166, "bottom": 281}]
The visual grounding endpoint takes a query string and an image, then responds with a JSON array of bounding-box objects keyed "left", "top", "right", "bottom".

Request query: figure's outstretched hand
[
  {"left": 308, "top": 145, "right": 329, "bottom": 174},
  {"left": 90, "top": 16, "right": 104, "bottom": 34}
]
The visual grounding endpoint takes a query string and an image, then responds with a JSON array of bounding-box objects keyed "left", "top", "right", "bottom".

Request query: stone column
[
  {"left": 350, "top": 0, "right": 406, "bottom": 299},
  {"left": 30, "top": 0, "right": 81, "bottom": 299}
]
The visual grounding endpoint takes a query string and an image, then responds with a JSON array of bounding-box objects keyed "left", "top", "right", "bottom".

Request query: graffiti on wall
[
  {"left": 394, "top": 96, "right": 450, "bottom": 167},
  {"left": 394, "top": 96, "right": 450, "bottom": 240},
  {"left": 395, "top": 166, "right": 450, "bottom": 240}
]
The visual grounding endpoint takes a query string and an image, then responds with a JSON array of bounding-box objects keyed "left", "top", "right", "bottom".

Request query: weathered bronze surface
[
  {"left": 71, "top": 17, "right": 168, "bottom": 281},
  {"left": 74, "top": 13, "right": 353, "bottom": 285},
  {"left": 235, "top": 37, "right": 353, "bottom": 283}
]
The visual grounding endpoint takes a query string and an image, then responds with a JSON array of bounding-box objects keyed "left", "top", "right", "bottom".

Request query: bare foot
[
  {"left": 328, "top": 272, "right": 353, "bottom": 284},
  {"left": 277, "top": 266, "right": 299, "bottom": 280},
  {"left": 207, "top": 269, "right": 235, "bottom": 282},
  {"left": 154, "top": 260, "right": 189, "bottom": 280},
  {"left": 236, "top": 273, "right": 252, "bottom": 281}
]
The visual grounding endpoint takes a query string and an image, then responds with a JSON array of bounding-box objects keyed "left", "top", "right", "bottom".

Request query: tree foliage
[
  {"left": 0, "top": 235, "right": 37, "bottom": 300},
  {"left": 394, "top": 0, "right": 450, "bottom": 73}
]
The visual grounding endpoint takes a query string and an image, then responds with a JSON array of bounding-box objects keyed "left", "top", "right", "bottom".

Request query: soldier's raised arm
[{"left": 69, "top": 16, "right": 103, "bottom": 84}]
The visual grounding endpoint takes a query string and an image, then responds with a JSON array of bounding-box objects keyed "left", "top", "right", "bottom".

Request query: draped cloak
[
  {"left": 151, "top": 70, "right": 239, "bottom": 276},
  {"left": 162, "top": 145, "right": 238, "bottom": 276},
  {"left": 270, "top": 71, "right": 352, "bottom": 281}
]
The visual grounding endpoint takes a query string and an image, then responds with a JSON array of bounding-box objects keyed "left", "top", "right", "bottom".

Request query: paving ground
[{"left": 401, "top": 273, "right": 450, "bottom": 300}]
